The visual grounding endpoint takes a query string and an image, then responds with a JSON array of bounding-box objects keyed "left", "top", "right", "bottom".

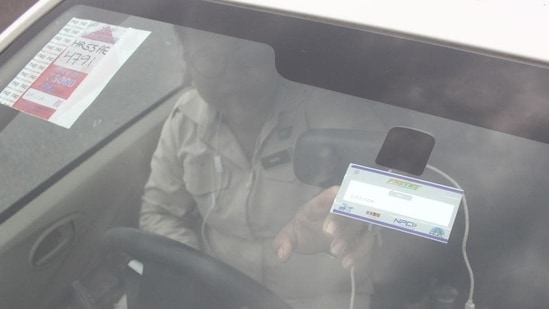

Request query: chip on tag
[{"left": 331, "top": 164, "right": 463, "bottom": 243}]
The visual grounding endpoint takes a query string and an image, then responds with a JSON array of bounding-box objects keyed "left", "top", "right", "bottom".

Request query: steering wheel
[{"left": 103, "top": 227, "right": 292, "bottom": 309}]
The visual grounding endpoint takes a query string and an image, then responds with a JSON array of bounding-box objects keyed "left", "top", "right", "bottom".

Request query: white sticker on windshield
[
  {"left": 0, "top": 18, "right": 150, "bottom": 128},
  {"left": 331, "top": 164, "right": 463, "bottom": 243}
]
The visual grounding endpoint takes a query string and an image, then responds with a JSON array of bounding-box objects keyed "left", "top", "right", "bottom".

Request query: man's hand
[{"left": 273, "top": 186, "right": 376, "bottom": 270}]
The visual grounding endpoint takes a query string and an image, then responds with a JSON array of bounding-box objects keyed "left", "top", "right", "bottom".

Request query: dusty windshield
[
  {"left": 152, "top": 29, "right": 549, "bottom": 309},
  {"left": 0, "top": 3, "right": 548, "bottom": 309}
]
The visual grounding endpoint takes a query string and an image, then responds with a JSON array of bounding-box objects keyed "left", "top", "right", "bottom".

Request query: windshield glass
[
  {"left": 0, "top": 2, "right": 548, "bottom": 309},
  {"left": 0, "top": 6, "right": 186, "bottom": 217}
]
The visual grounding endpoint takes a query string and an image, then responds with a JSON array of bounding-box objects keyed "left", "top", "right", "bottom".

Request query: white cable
[
  {"left": 201, "top": 196, "right": 216, "bottom": 253},
  {"left": 347, "top": 210, "right": 378, "bottom": 309},
  {"left": 426, "top": 164, "right": 475, "bottom": 308},
  {"left": 349, "top": 266, "right": 356, "bottom": 309},
  {"left": 201, "top": 112, "right": 223, "bottom": 254}
]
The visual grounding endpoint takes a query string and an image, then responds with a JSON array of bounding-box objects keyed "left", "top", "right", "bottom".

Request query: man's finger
[
  {"left": 273, "top": 186, "right": 339, "bottom": 262},
  {"left": 325, "top": 219, "right": 365, "bottom": 257},
  {"left": 301, "top": 186, "right": 339, "bottom": 221},
  {"left": 322, "top": 210, "right": 364, "bottom": 238},
  {"left": 341, "top": 230, "right": 376, "bottom": 269},
  {"left": 273, "top": 224, "right": 296, "bottom": 263}
]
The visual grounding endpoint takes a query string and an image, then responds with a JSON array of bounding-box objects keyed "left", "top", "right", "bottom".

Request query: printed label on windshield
[
  {"left": 331, "top": 164, "right": 463, "bottom": 243},
  {"left": 0, "top": 18, "right": 150, "bottom": 128}
]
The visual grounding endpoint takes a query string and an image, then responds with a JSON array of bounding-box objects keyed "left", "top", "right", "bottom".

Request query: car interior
[{"left": 1, "top": 1, "right": 548, "bottom": 309}]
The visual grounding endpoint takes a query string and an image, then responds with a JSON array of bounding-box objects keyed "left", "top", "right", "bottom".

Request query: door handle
[{"left": 30, "top": 217, "right": 76, "bottom": 268}]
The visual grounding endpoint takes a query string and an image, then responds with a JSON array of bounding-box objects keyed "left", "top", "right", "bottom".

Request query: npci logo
[{"left": 393, "top": 218, "right": 417, "bottom": 228}]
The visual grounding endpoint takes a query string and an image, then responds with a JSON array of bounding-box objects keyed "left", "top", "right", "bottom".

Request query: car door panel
[{"left": 0, "top": 95, "right": 175, "bottom": 309}]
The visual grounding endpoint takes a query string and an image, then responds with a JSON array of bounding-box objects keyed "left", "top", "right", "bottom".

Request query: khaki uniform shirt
[{"left": 140, "top": 81, "right": 374, "bottom": 309}]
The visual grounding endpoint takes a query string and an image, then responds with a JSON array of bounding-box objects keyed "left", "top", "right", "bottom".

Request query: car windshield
[{"left": 1, "top": 1, "right": 548, "bottom": 309}]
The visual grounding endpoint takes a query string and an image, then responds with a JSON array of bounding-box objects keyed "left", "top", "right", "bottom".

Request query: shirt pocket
[
  {"left": 260, "top": 148, "right": 296, "bottom": 183},
  {"left": 183, "top": 154, "right": 230, "bottom": 196}
]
